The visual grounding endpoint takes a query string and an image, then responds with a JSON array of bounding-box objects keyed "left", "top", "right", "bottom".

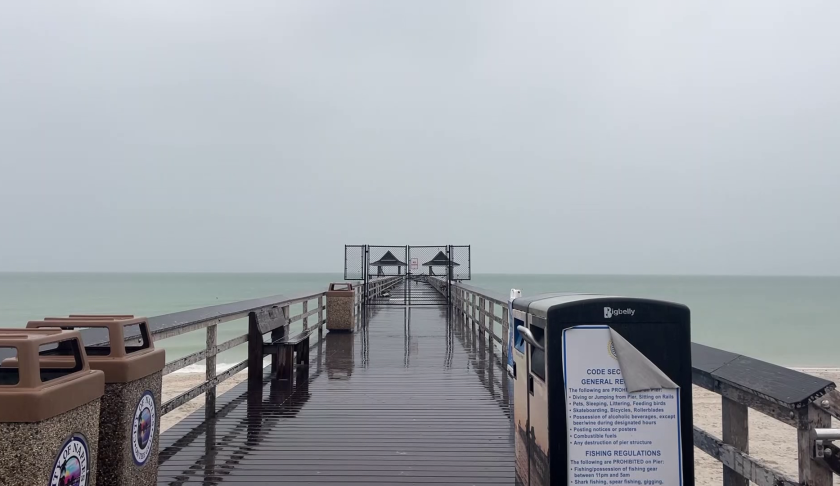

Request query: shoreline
[{"left": 160, "top": 367, "right": 840, "bottom": 482}]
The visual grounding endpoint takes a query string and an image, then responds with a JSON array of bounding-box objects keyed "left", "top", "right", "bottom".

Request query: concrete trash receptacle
[
  {"left": 0, "top": 328, "right": 105, "bottom": 486},
  {"left": 28, "top": 317, "right": 165, "bottom": 486},
  {"left": 326, "top": 283, "right": 355, "bottom": 332}
]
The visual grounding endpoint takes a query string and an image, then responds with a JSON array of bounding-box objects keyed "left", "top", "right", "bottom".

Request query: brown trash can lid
[
  {"left": 327, "top": 282, "right": 355, "bottom": 296},
  {"left": 26, "top": 317, "right": 165, "bottom": 384},
  {"left": 0, "top": 328, "right": 105, "bottom": 423},
  {"left": 42, "top": 315, "right": 136, "bottom": 320}
]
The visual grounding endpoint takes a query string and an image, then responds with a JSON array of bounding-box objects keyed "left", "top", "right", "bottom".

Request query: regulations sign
[
  {"left": 562, "top": 326, "right": 682, "bottom": 486},
  {"left": 410, "top": 258, "right": 419, "bottom": 270}
]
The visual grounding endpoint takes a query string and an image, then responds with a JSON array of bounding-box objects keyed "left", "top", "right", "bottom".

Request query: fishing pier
[{"left": 2, "top": 245, "right": 840, "bottom": 485}]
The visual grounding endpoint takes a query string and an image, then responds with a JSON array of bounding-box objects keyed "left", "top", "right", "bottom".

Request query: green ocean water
[{"left": 0, "top": 273, "right": 837, "bottom": 368}]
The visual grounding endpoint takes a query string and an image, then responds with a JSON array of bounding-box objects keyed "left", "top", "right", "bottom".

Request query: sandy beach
[
  {"left": 161, "top": 368, "right": 250, "bottom": 432},
  {"left": 692, "top": 369, "right": 840, "bottom": 483},
  {"left": 161, "top": 368, "right": 840, "bottom": 483}
]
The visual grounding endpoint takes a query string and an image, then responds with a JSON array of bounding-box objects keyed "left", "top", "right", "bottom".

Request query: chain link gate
[
  {"left": 344, "top": 245, "right": 470, "bottom": 307},
  {"left": 344, "top": 245, "right": 365, "bottom": 280},
  {"left": 405, "top": 245, "right": 450, "bottom": 306}
]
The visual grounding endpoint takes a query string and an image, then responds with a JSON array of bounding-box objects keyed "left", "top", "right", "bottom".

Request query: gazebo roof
[
  {"left": 422, "top": 251, "right": 460, "bottom": 267},
  {"left": 369, "top": 251, "right": 406, "bottom": 266}
]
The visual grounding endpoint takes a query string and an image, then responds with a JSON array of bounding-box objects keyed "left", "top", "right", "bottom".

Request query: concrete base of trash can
[
  {"left": 97, "top": 372, "right": 162, "bottom": 486},
  {"left": 0, "top": 398, "right": 101, "bottom": 486},
  {"left": 326, "top": 298, "right": 354, "bottom": 331}
]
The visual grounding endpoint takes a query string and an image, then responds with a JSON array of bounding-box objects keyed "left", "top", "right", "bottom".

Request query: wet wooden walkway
[{"left": 157, "top": 303, "right": 514, "bottom": 484}]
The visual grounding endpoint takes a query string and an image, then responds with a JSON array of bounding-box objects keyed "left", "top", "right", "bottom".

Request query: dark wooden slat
[
  {"left": 722, "top": 396, "right": 749, "bottom": 486},
  {"left": 253, "top": 306, "right": 288, "bottom": 334}
]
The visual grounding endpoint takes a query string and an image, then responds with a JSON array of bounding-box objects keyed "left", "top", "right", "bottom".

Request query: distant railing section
[
  {"left": 150, "top": 276, "right": 399, "bottom": 418},
  {"left": 428, "top": 278, "right": 508, "bottom": 359},
  {"left": 446, "top": 280, "right": 840, "bottom": 486},
  {"left": 368, "top": 276, "right": 404, "bottom": 299}
]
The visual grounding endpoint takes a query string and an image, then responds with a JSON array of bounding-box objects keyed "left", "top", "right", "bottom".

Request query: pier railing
[
  {"left": 447, "top": 280, "right": 840, "bottom": 486},
  {"left": 147, "top": 276, "right": 400, "bottom": 418}
]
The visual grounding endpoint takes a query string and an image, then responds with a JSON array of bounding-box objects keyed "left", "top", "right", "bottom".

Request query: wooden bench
[{"left": 264, "top": 329, "right": 312, "bottom": 380}]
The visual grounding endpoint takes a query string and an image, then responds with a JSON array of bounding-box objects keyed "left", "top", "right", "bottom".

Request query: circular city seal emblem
[
  {"left": 608, "top": 339, "right": 618, "bottom": 360},
  {"left": 50, "top": 433, "right": 89, "bottom": 486},
  {"left": 131, "top": 390, "right": 156, "bottom": 466}
]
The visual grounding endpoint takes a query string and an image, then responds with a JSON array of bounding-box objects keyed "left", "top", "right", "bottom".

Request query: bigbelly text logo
[{"left": 603, "top": 307, "right": 635, "bottom": 318}]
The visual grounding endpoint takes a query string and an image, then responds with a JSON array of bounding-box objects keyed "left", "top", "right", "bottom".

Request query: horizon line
[{"left": 0, "top": 270, "right": 838, "bottom": 278}]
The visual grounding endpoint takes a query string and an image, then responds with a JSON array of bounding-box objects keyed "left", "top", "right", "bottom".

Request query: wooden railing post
[
  {"left": 463, "top": 290, "right": 467, "bottom": 319},
  {"left": 501, "top": 305, "right": 509, "bottom": 363},
  {"left": 318, "top": 295, "right": 324, "bottom": 340},
  {"left": 479, "top": 297, "right": 486, "bottom": 337},
  {"left": 471, "top": 293, "right": 476, "bottom": 334},
  {"left": 279, "top": 305, "right": 290, "bottom": 338},
  {"left": 302, "top": 300, "right": 309, "bottom": 330},
  {"left": 798, "top": 406, "right": 833, "bottom": 486},
  {"left": 205, "top": 323, "right": 217, "bottom": 418},
  {"left": 462, "top": 291, "right": 468, "bottom": 330},
  {"left": 462, "top": 291, "right": 467, "bottom": 326},
  {"left": 247, "top": 312, "right": 263, "bottom": 389},
  {"left": 487, "top": 302, "right": 494, "bottom": 359},
  {"left": 722, "top": 396, "right": 749, "bottom": 486}
]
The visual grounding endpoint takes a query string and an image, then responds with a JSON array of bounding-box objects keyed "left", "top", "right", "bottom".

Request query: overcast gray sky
[{"left": 1, "top": 1, "right": 838, "bottom": 275}]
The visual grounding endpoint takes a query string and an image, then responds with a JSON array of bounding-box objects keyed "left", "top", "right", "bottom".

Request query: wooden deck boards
[{"left": 157, "top": 303, "right": 514, "bottom": 484}]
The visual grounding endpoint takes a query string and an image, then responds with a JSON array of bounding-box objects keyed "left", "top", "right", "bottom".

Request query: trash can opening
[
  {"left": 0, "top": 346, "right": 18, "bottom": 385},
  {"left": 0, "top": 332, "right": 88, "bottom": 383},
  {"left": 328, "top": 283, "right": 353, "bottom": 292}
]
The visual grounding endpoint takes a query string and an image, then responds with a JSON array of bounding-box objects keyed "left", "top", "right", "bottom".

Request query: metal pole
[
  {"left": 364, "top": 246, "right": 370, "bottom": 309},
  {"left": 815, "top": 429, "right": 840, "bottom": 440},
  {"left": 447, "top": 245, "right": 453, "bottom": 306}
]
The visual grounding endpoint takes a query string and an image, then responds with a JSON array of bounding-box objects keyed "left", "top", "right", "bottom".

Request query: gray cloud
[{"left": 1, "top": 1, "right": 838, "bottom": 275}]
